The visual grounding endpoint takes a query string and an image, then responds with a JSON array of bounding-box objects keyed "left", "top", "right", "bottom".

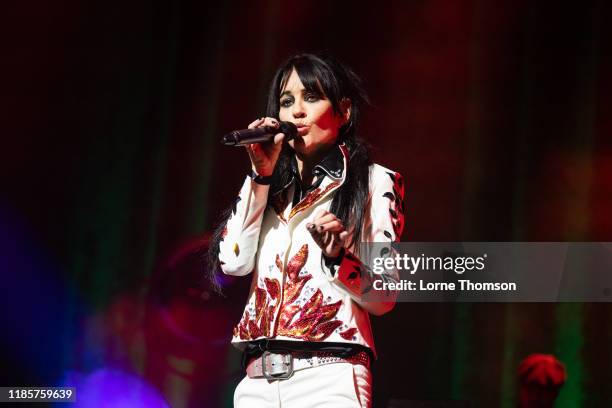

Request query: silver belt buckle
[{"left": 261, "top": 351, "right": 294, "bottom": 380}]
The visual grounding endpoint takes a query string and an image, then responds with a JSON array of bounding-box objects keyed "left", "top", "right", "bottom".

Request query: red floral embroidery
[
  {"left": 288, "top": 182, "right": 340, "bottom": 220},
  {"left": 238, "top": 311, "right": 250, "bottom": 340},
  {"left": 274, "top": 245, "right": 356, "bottom": 341},
  {"left": 235, "top": 293, "right": 272, "bottom": 339},
  {"left": 235, "top": 281, "right": 281, "bottom": 340},
  {"left": 234, "top": 245, "right": 359, "bottom": 342},
  {"left": 260, "top": 305, "right": 272, "bottom": 336},
  {"left": 264, "top": 278, "right": 280, "bottom": 300},
  {"left": 278, "top": 304, "right": 300, "bottom": 329},
  {"left": 254, "top": 287, "right": 267, "bottom": 321},
  {"left": 287, "top": 244, "right": 308, "bottom": 279},
  {"left": 248, "top": 320, "right": 261, "bottom": 339},
  {"left": 284, "top": 274, "right": 312, "bottom": 305},
  {"left": 309, "top": 320, "right": 343, "bottom": 341},
  {"left": 339, "top": 328, "right": 358, "bottom": 340}
]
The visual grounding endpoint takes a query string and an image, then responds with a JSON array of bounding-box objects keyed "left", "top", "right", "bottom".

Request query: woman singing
[{"left": 210, "top": 53, "right": 405, "bottom": 408}]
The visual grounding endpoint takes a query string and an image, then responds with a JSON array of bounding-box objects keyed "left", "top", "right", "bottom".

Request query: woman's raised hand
[
  {"left": 245, "top": 117, "right": 285, "bottom": 177},
  {"left": 307, "top": 209, "right": 349, "bottom": 258}
]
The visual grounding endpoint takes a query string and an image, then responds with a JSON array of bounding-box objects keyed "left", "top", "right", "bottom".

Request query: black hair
[{"left": 207, "top": 53, "right": 371, "bottom": 292}]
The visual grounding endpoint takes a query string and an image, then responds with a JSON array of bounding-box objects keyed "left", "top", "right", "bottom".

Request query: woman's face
[{"left": 278, "top": 68, "right": 347, "bottom": 157}]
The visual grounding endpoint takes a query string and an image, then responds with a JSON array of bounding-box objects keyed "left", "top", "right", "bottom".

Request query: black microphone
[{"left": 221, "top": 121, "right": 297, "bottom": 146}]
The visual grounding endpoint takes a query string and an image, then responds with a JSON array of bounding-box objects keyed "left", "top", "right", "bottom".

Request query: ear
[{"left": 340, "top": 98, "right": 352, "bottom": 125}]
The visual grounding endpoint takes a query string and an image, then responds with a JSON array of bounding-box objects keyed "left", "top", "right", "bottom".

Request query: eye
[
  {"left": 280, "top": 97, "right": 293, "bottom": 108},
  {"left": 304, "top": 92, "right": 320, "bottom": 102}
]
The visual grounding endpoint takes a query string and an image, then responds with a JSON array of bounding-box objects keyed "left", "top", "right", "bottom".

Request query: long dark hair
[{"left": 207, "top": 53, "right": 371, "bottom": 292}]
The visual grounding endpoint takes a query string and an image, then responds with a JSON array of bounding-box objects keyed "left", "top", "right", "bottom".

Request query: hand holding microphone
[
  {"left": 221, "top": 119, "right": 297, "bottom": 146},
  {"left": 227, "top": 117, "right": 296, "bottom": 177}
]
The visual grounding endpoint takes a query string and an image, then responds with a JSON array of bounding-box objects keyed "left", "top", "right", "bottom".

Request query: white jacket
[{"left": 219, "top": 145, "right": 404, "bottom": 357}]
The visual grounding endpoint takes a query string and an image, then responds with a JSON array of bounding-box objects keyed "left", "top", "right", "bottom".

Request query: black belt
[{"left": 241, "top": 339, "right": 374, "bottom": 370}]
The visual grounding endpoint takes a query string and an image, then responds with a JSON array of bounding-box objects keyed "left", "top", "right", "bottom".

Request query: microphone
[{"left": 221, "top": 121, "right": 298, "bottom": 146}]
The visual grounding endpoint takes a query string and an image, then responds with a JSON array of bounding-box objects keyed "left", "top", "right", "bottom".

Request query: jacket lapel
[{"left": 287, "top": 144, "right": 349, "bottom": 221}]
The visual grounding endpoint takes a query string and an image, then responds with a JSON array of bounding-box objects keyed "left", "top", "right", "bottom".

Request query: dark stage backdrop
[{"left": 2, "top": 0, "right": 611, "bottom": 407}]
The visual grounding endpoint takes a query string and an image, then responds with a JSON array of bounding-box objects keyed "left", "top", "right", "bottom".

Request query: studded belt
[{"left": 246, "top": 350, "right": 370, "bottom": 380}]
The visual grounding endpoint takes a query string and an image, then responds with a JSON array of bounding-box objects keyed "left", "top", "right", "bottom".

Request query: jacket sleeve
[
  {"left": 322, "top": 168, "right": 405, "bottom": 315},
  {"left": 218, "top": 176, "right": 270, "bottom": 276}
]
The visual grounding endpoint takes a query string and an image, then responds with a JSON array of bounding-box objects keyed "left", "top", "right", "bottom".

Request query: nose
[{"left": 292, "top": 100, "right": 306, "bottom": 119}]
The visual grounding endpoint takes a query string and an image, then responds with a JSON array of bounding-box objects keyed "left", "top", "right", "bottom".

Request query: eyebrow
[{"left": 279, "top": 88, "right": 318, "bottom": 99}]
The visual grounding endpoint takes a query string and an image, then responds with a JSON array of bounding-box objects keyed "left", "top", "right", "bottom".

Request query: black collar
[
  {"left": 271, "top": 144, "right": 347, "bottom": 196},
  {"left": 290, "top": 144, "right": 346, "bottom": 182}
]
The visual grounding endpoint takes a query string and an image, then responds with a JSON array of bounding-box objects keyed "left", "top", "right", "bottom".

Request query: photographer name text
[{"left": 374, "top": 279, "right": 517, "bottom": 292}]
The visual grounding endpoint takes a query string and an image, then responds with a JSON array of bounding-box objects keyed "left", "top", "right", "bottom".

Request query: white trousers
[{"left": 234, "top": 362, "right": 372, "bottom": 408}]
